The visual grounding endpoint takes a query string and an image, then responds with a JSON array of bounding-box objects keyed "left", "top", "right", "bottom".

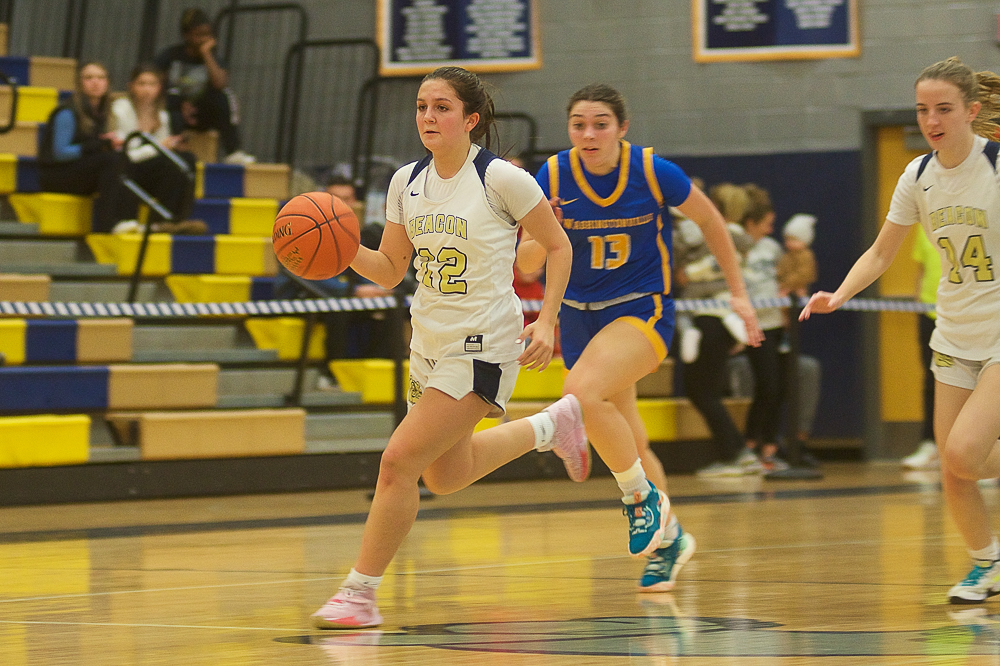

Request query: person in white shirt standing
[
  {"left": 802, "top": 57, "right": 1000, "bottom": 604},
  {"left": 311, "top": 66, "right": 583, "bottom": 629}
]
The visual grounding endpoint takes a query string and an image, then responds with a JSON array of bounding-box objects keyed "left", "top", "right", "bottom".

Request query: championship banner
[
  {"left": 378, "top": 0, "right": 541, "bottom": 76},
  {"left": 693, "top": 0, "right": 860, "bottom": 63}
]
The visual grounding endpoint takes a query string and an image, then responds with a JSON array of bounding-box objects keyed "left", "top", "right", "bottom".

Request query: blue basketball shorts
[{"left": 559, "top": 293, "right": 675, "bottom": 370}]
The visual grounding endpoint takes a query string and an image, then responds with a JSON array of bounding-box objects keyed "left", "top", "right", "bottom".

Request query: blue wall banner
[
  {"left": 378, "top": 0, "right": 540, "bottom": 76},
  {"left": 693, "top": 0, "right": 860, "bottom": 63}
]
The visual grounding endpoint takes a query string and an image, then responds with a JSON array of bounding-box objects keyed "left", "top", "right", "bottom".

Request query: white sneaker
[
  {"left": 112, "top": 220, "right": 143, "bottom": 235},
  {"left": 902, "top": 440, "right": 939, "bottom": 470},
  {"left": 224, "top": 150, "right": 256, "bottom": 165},
  {"left": 736, "top": 449, "right": 764, "bottom": 474},
  {"left": 949, "top": 560, "right": 1000, "bottom": 604},
  {"left": 680, "top": 327, "right": 702, "bottom": 364}
]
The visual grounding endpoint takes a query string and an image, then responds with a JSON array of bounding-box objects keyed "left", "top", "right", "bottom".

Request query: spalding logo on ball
[{"left": 272, "top": 192, "right": 360, "bottom": 279}]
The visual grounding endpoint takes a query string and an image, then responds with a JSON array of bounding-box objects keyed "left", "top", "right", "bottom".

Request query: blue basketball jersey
[{"left": 536, "top": 141, "right": 691, "bottom": 303}]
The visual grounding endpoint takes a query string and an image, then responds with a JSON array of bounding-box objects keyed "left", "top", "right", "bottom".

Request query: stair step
[
  {"left": 0, "top": 239, "right": 78, "bottom": 264},
  {"left": 305, "top": 438, "right": 388, "bottom": 453},
  {"left": 306, "top": 412, "right": 394, "bottom": 441},
  {"left": 218, "top": 367, "right": 321, "bottom": 395},
  {"left": 89, "top": 446, "right": 142, "bottom": 463},
  {"left": 48, "top": 280, "right": 169, "bottom": 303},
  {"left": 0, "top": 221, "right": 39, "bottom": 236},
  {"left": 4, "top": 263, "right": 118, "bottom": 277},
  {"left": 217, "top": 391, "right": 361, "bottom": 409},
  {"left": 133, "top": 349, "right": 279, "bottom": 363},
  {"left": 133, "top": 324, "right": 247, "bottom": 351}
]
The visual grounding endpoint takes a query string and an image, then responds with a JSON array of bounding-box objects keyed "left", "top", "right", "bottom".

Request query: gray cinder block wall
[{"left": 300, "top": 0, "right": 1000, "bottom": 156}]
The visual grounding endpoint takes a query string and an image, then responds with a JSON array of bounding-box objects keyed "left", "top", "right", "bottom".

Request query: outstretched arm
[
  {"left": 516, "top": 198, "right": 572, "bottom": 370},
  {"left": 800, "top": 220, "right": 911, "bottom": 320},
  {"left": 675, "top": 184, "right": 764, "bottom": 346}
]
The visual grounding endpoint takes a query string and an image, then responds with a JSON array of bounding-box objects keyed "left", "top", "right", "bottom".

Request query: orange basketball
[{"left": 272, "top": 192, "right": 360, "bottom": 280}]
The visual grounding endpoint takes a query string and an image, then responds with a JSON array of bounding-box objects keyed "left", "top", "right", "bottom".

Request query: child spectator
[
  {"left": 777, "top": 213, "right": 818, "bottom": 296},
  {"left": 154, "top": 8, "right": 253, "bottom": 164},
  {"left": 111, "top": 63, "right": 205, "bottom": 235},
  {"left": 37, "top": 62, "right": 125, "bottom": 233}
]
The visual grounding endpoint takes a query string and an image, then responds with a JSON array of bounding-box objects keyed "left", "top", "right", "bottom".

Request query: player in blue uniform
[{"left": 520, "top": 84, "right": 762, "bottom": 591}]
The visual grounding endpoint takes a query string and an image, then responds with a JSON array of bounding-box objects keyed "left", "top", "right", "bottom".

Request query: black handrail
[
  {"left": 494, "top": 111, "right": 539, "bottom": 166},
  {"left": 0, "top": 67, "right": 19, "bottom": 135},
  {"left": 280, "top": 270, "right": 407, "bottom": 423},
  {"left": 213, "top": 3, "right": 308, "bottom": 71},
  {"left": 121, "top": 131, "right": 195, "bottom": 304},
  {"left": 276, "top": 38, "right": 378, "bottom": 166}
]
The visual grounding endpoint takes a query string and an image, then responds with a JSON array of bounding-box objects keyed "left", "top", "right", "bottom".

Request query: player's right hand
[
  {"left": 548, "top": 197, "right": 564, "bottom": 225},
  {"left": 799, "top": 291, "right": 844, "bottom": 320}
]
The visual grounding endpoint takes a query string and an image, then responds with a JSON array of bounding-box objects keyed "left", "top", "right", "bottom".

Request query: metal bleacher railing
[
  {"left": 118, "top": 130, "right": 196, "bottom": 303},
  {"left": 0, "top": 65, "right": 18, "bottom": 135}
]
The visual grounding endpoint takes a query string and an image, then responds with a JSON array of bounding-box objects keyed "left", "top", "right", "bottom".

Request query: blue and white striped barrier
[{"left": 0, "top": 295, "right": 936, "bottom": 318}]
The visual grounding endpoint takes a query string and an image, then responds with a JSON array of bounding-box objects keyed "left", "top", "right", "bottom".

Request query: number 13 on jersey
[{"left": 588, "top": 233, "right": 631, "bottom": 270}]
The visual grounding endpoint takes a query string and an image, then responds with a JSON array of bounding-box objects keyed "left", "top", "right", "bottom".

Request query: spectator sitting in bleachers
[
  {"left": 37, "top": 61, "right": 126, "bottom": 234},
  {"left": 155, "top": 7, "right": 254, "bottom": 165},
  {"left": 111, "top": 63, "right": 206, "bottom": 235}
]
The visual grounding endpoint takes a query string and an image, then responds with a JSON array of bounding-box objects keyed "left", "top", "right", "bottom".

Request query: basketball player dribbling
[
  {"left": 802, "top": 57, "right": 1000, "bottom": 605},
  {"left": 311, "top": 67, "right": 588, "bottom": 629}
]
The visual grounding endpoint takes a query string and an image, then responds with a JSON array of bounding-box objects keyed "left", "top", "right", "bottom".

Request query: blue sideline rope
[{"left": 0, "top": 295, "right": 935, "bottom": 318}]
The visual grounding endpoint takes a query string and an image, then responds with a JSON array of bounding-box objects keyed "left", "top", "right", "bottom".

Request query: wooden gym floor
[{"left": 1, "top": 462, "right": 999, "bottom": 665}]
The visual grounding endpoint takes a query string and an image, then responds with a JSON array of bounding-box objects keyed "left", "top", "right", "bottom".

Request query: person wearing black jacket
[{"left": 37, "top": 61, "right": 125, "bottom": 233}]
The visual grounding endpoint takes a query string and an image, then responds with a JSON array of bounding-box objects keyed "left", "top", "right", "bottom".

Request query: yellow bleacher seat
[
  {"left": 166, "top": 274, "right": 252, "bottom": 302},
  {"left": 0, "top": 152, "right": 16, "bottom": 193},
  {"left": 0, "top": 319, "right": 26, "bottom": 364},
  {"left": 11, "top": 192, "right": 92, "bottom": 234},
  {"left": 329, "top": 358, "right": 410, "bottom": 404},
  {"left": 107, "top": 363, "right": 218, "bottom": 410},
  {"left": 86, "top": 233, "right": 171, "bottom": 275},
  {"left": 0, "top": 414, "right": 90, "bottom": 468},
  {"left": 245, "top": 317, "right": 325, "bottom": 361},
  {"left": 244, "top": 163, "right": 290, "bottom": 199},
  {"left": 0, "top": 86, "right": 58, "bottom": 123},
  {"left": 229, "top": 198, "right": 279, "bottom": 236},
  {"left": 214, "top": 235, "right": 278, "bottom": 275}
]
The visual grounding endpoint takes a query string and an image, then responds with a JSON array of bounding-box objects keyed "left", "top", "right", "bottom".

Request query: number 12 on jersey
[
  {"left": 417, "top": 247, "right": 469, "bottom": 294},
  {"left": 588, "top": 233, "right": 631, "bottom": 270}
]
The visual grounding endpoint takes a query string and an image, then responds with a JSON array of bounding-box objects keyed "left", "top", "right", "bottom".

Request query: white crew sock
[
  {"left": 527, "top": 411, "right": 556, "bottom": 451},
  {"left": 344, "top": 568, "right": 383, "bottom": 592},
  {"left": 969, "top": 537, "right": 1000, "bottom": 563},
  {"left": 611, "top": 458, "right": 652, "bottom": 499}
]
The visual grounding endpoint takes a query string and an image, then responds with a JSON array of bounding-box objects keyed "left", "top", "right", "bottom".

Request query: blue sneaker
[
  {"left": 639, "top": 528, "right": 697, "bottom": 592},
  {"left": 623, "top": 485, "right": 668, "bottom": 557}
]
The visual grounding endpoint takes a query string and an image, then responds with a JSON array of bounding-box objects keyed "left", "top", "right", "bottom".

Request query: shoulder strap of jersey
[
  {"left": 473, "top": 146, "right": 498, "bottom": 185},
  {"left": 984, "top": 141, "right": 1000, "bottom": 172},
  {"left": 546, "top": 155, "right": 560, "bottom": 199},
  {"left": 407, "top": 154, "right": 433, "bottom": 185},
  {"left": 915, "top": 152, "right": 934, "bottom": 181},
  {"left": 641, "top": 147, "right": 665, "bottom": 208}
]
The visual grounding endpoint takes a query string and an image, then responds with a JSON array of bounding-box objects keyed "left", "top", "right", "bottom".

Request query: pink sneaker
[
  {"left": 311, "top": 587, "right": 383, "bottom": 629},
  {"left": 545, "top": 394, "right": 590, "bottom": 482}
]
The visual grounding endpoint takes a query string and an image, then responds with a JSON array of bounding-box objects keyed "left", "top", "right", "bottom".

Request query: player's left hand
[
  {"left": 730, "top": 295, "right": 763, "bottom": 347},
  {"left": 516, "top": 320, "right": 555, "bottom": 370}
]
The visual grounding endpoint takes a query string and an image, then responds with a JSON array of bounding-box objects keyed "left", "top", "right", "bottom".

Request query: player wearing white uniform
[
  {"left": 802, "top": 57, "right": 1000, "bottom": 604},
  {"left": 311, "top": 67, "right": 587, "bottom": 630},
  {"left": 388, "top": 144, "right": 539, "bottom": 414}
]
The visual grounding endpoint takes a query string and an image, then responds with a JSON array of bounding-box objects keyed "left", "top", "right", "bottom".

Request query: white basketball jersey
[
  {"left": 887, "top": 135, "right": 1000, "bottom": 360},
  {"left": 386, "top": 145, "right": 543, "bottom": 362}
]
